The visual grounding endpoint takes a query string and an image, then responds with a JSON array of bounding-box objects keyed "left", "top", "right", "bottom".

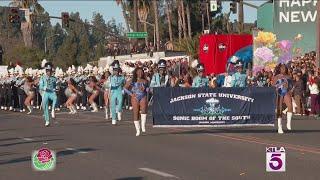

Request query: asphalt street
[{"left": 0, "top": 109, "right": 320, "bottom": 180}]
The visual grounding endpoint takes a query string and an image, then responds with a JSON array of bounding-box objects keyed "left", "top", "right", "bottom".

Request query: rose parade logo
[{"left": 32, "top": 148, "right": 56, "bottom": 171}]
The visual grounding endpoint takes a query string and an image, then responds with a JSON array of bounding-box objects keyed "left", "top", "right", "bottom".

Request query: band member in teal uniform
[
  {"left": 109, "top": 61, "right": 125, "bottom": 125},
  {"left": 192, "top": 63, "right": 209, "bottom": 87},
  {"left": 231, "top": 62, "right": 247, "bottom": 88},
  {"left": 150, "top": 59, "right": 170, "bottom": 88},
  {"left": 39, "top": 62, "right": 57, "bottom": 127}
]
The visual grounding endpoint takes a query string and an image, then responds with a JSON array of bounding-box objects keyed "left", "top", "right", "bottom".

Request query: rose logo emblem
[{"left": 32, "top": 148, "right": 56, "bottom": 171}]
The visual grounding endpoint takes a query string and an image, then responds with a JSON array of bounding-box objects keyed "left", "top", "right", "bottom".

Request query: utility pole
[{"left": 238, "top": 0, "right": 244, "bottom": 34}]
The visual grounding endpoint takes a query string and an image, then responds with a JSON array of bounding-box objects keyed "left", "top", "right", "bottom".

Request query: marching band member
[
  {"left": 102, "top": 71, "right": 111, "bottom": 119},
  {"left": 86, "top": 76, "right": 100, "bottom": 112},
  {"left": 192, "top": 63, "right": 209, "bottom": 87},
  {"left": 150, "top": 59, "right": 170, "bottom": 88},
  {"left": 109, "top": 61, "right": 125, "bottom": 125},
  {"left": 24, "top": 76, "right": 35, "bottom": 114},
  {"left": 15, "top": 66, "right": 26, "bottom": 112},
  {"left": 272, "top": 64, "right": 293, "bottom": 134},
  {"left": 124, "top": 67, "right": 149, "bottom": 136},
  {"left": 39, "top": 62, "right": 57, "bottom": 127},
  {"left": 231, "top": 62, "right": 247, "bottom": 88},
  {"left": 65, "top": 78, "right": 80, "bottom": 114}
]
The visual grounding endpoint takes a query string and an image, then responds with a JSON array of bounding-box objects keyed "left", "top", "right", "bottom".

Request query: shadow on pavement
[
  {"left": 0, "top": 128, "right": 20, "bottom": 132},
  {"left": 0, "top": 135, "right": 61, "bottom": 142},
  {"left": 57, "top": 148, "right": 97, "bottom": 157},
  {"left": 0, "top": 138, "right": 63, "bottom": 147},
  {"left": 0, "top": 148, "right": 98, "bottom": 166},
  {"left": 0, "top": 152, "right": 18, "bottom": 157}
]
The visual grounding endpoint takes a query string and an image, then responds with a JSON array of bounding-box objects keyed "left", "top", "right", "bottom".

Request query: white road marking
[
  {"left": 20, "top": 137, "right": 33, "bottom": 141},
  {"left": 66, "top": 147, "right": 76, "bottom": 151},
  {"left": 65, "top": 147, "right": 89, "bottom": 154},
  {"left": 139, "top": 168, "right": 179, "bottom": 178}
]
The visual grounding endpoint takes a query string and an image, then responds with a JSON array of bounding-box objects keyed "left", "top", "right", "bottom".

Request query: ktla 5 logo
[{"left": 266, "top": 147, "right": 286, "bottom": 172}]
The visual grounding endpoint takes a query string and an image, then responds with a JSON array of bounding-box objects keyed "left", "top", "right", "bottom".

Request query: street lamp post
[
  {"left": 140, "top": 21, "right": 156, "bottom": 48},
  {"left": 45, "top": 34, "right": 60, "bottom": 54}
]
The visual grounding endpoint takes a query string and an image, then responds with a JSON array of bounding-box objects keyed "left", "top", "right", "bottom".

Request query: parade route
[{"left": 0, "top": 110, "right": 320, "bottom": 180}]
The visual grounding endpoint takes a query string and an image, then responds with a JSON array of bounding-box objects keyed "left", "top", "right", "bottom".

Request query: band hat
[
  {"left": 44, "top": 62, "right": 54, "bottom": 71},
  {"left": 197, "top": 63, "right": 205, "bottom": 71},
  {"left": 158, "top": 59, "right": 166, "bottom": 68},
  {"left": 8, "top": 68, "right": 14, "bottom": 74},
  {"left": 112, "top": 63, "right": 120, "bottom": 70},
  {"left": 235, "top": 61, "right": 243, "bottom": 68}
]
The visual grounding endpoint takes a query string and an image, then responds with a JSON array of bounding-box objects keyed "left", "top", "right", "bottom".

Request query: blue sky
[{"left": 0, "top": 0, "right": 267, "bottom": 27}]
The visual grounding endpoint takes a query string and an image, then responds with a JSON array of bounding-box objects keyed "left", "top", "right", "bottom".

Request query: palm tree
[
  {"left": 177, "top": 0, "right": 182, "bottom": 44},
  {"left": 185, "top": 2, "right": 192, "bottom": 38},
  {"left": 138, "top": 0, "right": 149, "bottom": 45},
  {"left": 116, "top": 0, "right": 131, "bottom": 32},
  {"left": 152, "top": 0, "right": 160, "bottom": 51},
  {"left": 165, "top": 0, "right": 173, "bottom": 44},
  {"left": 133, "top": 0, "right": 138, "bottom": 31},
  {"left": 180, "top": 0, "right": 187, "bottom": 39}
]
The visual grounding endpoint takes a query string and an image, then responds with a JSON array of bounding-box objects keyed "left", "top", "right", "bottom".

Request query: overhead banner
[
  {"left": 152, "top": 87, "right": 276, "bottom": 127},
  {"left": 274, "top": 0, "right": 317, "bottom": 52}
]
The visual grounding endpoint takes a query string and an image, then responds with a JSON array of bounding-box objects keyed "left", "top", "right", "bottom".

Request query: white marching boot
[
  {"left": 68, "top": 106, "right": 73, "bottom": 114},
  {"left": 117, "top": 112, "right": 122, "bottom": 121},
  {"left": 70, "top": 106, "right": 77, "bottom": 114},
  {"left": 105, "top": 107, "right": 109, "bottom": 119},
  {"left": 51, "top": 109, "right": 55, "bottom": 119},
  {"left": 91, "top": 103, "right": 98, "bottom": 112},
  {"left": 45, "top": 121, "right": 50, "bottom": 127},
  {"left": 141, "top": 114, "right": 147, "bottom": 133},
  {"left": 278, "top": 118, "right": 284, "bottom": 134},
  {"left": 112, "top": 119, "right": 117, "bottom": 125},
  {"left": 27, "top": 105, "right": 33, "bottom": 115},
  {"left": 287, "top": 112, "right": 292, "bottom": 130},
  {"left": 134, "top": 121, "right": 141, "bottom": 136}
]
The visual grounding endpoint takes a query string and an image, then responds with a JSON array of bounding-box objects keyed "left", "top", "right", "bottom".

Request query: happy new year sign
[{"left": 274, "top": 0, "right": 317, "bottom": 52}]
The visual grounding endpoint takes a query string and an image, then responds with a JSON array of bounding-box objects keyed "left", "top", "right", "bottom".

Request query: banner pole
[{"left": 317, "top": 1, "right": 320, "bottom": 68}]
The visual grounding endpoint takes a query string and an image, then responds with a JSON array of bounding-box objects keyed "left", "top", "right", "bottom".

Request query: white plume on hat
[
  {"left": 66, "top": 67, "right": 73, "bottom": 75},
  {"left": 78, "top": 66, "right": 84, "bottom": 74},
  {"left": 41, "top": 59, "right": 47, "bottom": 68},
  {"left": 153, "top": 56, "right": 160, "bottom": 64},
  {"left": 84, "top": 64, "right": 93, "bottom": 72},
  {"left": 106, "top": 56, "right": 114, "bottom": 66},
  {"left": 191, "top": 60, "right": 199, "bottom": 68},
  {"left": 230, "top": 56, "right": 239, "bottom": 63},
  {"left": 98, "top": 67, "right": 104, "bottom": 74},
  {"left": 15, "top": 65, "right": 23, "bottom": 75},
  {"left": 93, "top": 66, "right": 98, "bottom": 75}
]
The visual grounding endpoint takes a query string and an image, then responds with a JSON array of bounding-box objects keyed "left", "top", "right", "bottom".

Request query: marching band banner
[{"left": 152, "top": 87, "right": 276, "bottom": 127}]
